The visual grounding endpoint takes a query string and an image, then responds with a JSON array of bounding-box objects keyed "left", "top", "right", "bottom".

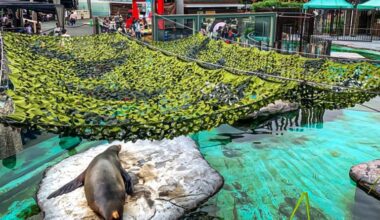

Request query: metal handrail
[{"left": 0, "top": 31, "right": 4, "bottom": 88}]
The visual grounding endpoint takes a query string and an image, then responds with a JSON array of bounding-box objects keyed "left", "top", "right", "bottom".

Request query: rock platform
[
  {"left": 37, "top": 136, "right": 223, "bottom": 220},
  {"left": 350, "top": 160, "right": 380, "bottom": 199}
]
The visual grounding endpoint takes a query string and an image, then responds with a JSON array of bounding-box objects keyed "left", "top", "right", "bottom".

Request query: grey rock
[{"left": 37, "top": 136, "right": 224, "bottom": 220}]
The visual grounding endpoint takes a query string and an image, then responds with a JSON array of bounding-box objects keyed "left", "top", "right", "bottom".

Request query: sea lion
[{"left": 47, "top": 145, "right": 133, "bottom": 220}]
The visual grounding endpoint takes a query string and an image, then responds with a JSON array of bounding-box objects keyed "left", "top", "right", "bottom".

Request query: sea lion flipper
[
  {"left": 120, "top": 168, "right": 133, "bottom": 195},
  {"left": 47, "top": 170, "right": 86, "bottom": 199}
]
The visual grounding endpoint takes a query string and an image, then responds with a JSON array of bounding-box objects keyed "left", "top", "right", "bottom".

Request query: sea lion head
[{"left": 107, "top": 145, "right": 122, "bottom": 154}]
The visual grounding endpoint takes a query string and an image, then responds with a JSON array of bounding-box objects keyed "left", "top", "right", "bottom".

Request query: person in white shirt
[
  {"left": 69, "top": 13, "right": 77, "bottom": 26},
  {"left": 61, "top": 29, "right": 70, "bottom": 37},
  {"left": 25, "top": 25, "right": 32, "bottom": 34},
  {"left": 133, "top": 19, "right": 141, "bottom": 39},
  {"left": 53, "top": 23, "right": 61, "bottom": 36},
  {"left": 1, "top": 15, "right": 8, "bottom": 26},
  {"left": 110, "top": 17, "right": 116, "bottom": 31}
]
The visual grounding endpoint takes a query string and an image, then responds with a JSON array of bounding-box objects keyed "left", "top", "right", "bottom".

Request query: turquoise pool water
[
  {"left": 0, "top": 101, "right": 379, "bottom": 219},
  {"left": 191, "top": 106, "right": 380, "bottom": 219}
]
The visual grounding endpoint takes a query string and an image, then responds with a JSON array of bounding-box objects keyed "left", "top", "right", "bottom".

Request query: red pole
[
  {"left": 132, "top": 0, "right": 140, "bottom": 20},
  {"left": 157, "top": 0, "right": 164, "bottom": 30}
]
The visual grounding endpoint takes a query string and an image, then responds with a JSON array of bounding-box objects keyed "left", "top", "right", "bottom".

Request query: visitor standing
[
  {"left": 133, "top": 19, "right": 142, "bottom": 39},
  {"left": 69, "top": 12, "right": 77, "bottom": 26},
  {"left": 110, "top": 17, "right": 116, "bottom": 31},
  {"left": 102, "top": 18, "right": 110, "bottom": 33},
  {"left": 114, "top": 14, "right": 120, "bottom": 28}
]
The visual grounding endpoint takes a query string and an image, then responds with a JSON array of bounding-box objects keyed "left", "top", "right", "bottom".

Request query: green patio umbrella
[
  {"left": 357, "top": 0, "right": 380, "bottom": 10},
  {"left": 303, "top": 0, "right": 354, "bottom": 10}
]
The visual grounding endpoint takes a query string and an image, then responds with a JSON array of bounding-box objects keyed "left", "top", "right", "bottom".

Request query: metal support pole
[
  {"left": 152, "top": 0, "right": 156, "bottom": 41},
  {"left": 93, "top": 17, "right": 99, "bottom": 35},
  {"left": 87, "top": 0, "right": 93, "bottom": 19}
]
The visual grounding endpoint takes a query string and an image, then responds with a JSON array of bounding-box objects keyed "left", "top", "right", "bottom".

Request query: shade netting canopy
[
  {"left": 303, "top": 0, "right": 353, "bottom": 9},
  {"left": 1, "top": 33, "right": 378, "bottom": 141},
  {"left": 357, "top": 0, "right": 380, "bottom": 10}
]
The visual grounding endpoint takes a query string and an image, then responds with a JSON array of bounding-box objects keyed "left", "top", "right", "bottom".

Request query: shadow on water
[
  {"left": 353, "top": 187, "right": 380, "bottom": 220},
  {"left": 205, "top": 108, "right": 335, "bottom": 145}
]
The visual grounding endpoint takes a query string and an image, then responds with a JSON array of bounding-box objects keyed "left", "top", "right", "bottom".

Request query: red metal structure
[
  {"left": 157, "top": 0, "right": 165, "bottom": 29},
  {"left": 132, "top": 0, "right": 139, "bottom": 20},
  {"left": 124, "top": 0, "right": 139, "bottom": 29}
]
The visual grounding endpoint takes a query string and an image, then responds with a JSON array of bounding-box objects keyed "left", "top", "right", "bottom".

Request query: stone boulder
[
  {"left": 350, "top": 160, "right": 380, "bottom": 199},
  {"left": 243, "top": 100, "right": 299, "bottom": 119},
  {"left": 37, "top": 136, "right": 223, "bottom": 220},
  {"left": 0, "top": 95, "right": 23, "bottom": 160}
]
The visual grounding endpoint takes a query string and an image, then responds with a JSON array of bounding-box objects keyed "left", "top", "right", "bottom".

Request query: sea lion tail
[
  {"left": 112, "top": 211, "right": 120, "bottom": 219},
  {"left": 47, "top": 171, "right": 86, "bottom": 199}
]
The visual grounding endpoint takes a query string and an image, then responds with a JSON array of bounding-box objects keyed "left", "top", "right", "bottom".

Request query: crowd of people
[
  {"left": 1, "top": 14, "right": 42, "bottom": 34},
  {"left": 100, "top": 15, "right": 149, "bottom": 40},
  {"left": 1, "top": 14, "right": 13, "bottom": 30},
  {"left": 200, "top": 21, "right": 241, "bottom": 43},
  {"left": 53, "top": 23, "right": 70, "bottom": 37}
]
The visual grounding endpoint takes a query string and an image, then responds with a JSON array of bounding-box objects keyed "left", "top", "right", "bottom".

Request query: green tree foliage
[{"left": 252, "top": 0, "right": 304, "bottom": 10}]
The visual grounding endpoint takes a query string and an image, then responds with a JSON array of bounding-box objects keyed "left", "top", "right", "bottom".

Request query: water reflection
[
  {"left": 21, "top": 127, "right": 42, "bottom": 145},
  {"left": 224, "top": 108, "right": 331, "bottom": 138},
  {"left": 2, "top": 155, "right": 17, "bottom": 169}
]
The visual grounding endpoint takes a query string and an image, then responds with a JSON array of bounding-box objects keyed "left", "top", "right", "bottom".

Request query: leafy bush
[{"left": 251, "top": 0, "right": 304, "bottom": 11}]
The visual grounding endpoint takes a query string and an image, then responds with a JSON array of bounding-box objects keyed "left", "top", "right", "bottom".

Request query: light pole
[
  {"left": 85, "top": 0, "right": 98, "bottom": 34},
  {"left": 87, "top": 0, "right": 93, "bottom": 19},
  {"left": 152, "top": 0, "right": 156, "bottom": 40}
]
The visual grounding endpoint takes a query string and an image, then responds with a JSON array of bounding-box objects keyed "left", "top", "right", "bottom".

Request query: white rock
[
  {"left": 37, "top": 136, "right": 223, "bottom": 220},
  {"left": 243, "top": 100, "right": 299, "bottom": 119}
]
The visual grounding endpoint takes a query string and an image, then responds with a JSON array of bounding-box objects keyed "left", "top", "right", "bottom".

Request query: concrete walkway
[
  {"left": 333, "top": 40, "right": 380, "bottom": 52},
  {"left": 351, "top": 96, "right": 380, "bottom": 113},
  {"left": 330, "top": 51, "right": 365, "bottom": 59},
  {"left": 41, "top": 19, "right": 93, "bottom": 36}
]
